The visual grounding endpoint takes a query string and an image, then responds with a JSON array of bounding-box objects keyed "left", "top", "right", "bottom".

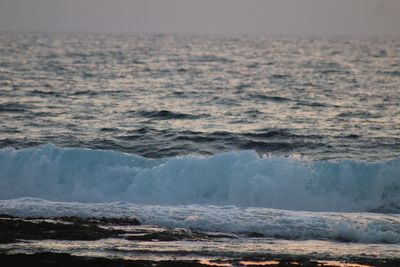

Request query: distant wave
[
  {"left": 0, "top": 103, "right": 28, "bottom": 113},
  {"left": 128, "top": 110, "right": 208, "bottom": 120},
  {"left": 0, "top": 144, "right": 399, "bottom": 213}
]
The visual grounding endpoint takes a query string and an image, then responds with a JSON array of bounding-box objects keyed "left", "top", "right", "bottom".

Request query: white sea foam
[
  {"left": 1, "top": 198, "right": 400, "bottom": 244},
  {"left": 0, "top": 144, "right": 399, "bottom": 212}
]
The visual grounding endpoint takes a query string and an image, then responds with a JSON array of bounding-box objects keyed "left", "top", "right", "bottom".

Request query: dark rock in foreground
[
  {"left": 0, "top": 215, "right": 140, "bottom": 243},
  {"left": 0, "top": 252, "right": 204, "bottom": 267},
  {"left": 127, "top": 228, "right": 235, "bottom": 241},
  {"left": 1, "top": 215, "right": 399, "bottom": 267},
  {"left": 54, "top": 216, "right": 141, "bottom": 226},
  {"left": 1, "top": 252, "right": 399, "bottom": 267},
  {"left": 0, "top": 215, "right": 234, "bottom": 243}
]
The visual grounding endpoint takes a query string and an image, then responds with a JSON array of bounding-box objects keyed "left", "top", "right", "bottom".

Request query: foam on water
[
  {"left": 1, "top": 198, "right": 400, "bottom": 244},
  {"left": 0, "top": 144, "right": 399, "bottom": 213}
]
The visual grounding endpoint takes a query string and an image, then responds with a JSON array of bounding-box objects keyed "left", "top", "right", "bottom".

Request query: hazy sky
[{"left": 1, "top": 0, "right": 399, "bottom": 35}]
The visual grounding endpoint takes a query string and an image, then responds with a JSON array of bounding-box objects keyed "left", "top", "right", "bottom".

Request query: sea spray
[{"left": 1, "top": 144, "right": 399, "bottom": 212}]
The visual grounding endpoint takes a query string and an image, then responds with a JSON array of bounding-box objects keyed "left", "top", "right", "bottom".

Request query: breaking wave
[{"left": 0, "top": 144, "right": 399, "bottom": 213}]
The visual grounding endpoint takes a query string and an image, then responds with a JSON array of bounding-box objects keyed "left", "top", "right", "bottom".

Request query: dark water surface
[{"left": 0, "top": 33, "right": 399, "bottom": 160}]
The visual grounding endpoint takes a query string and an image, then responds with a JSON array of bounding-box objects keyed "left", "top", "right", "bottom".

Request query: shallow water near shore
[
  {"left": 4, "top": 234, "right": 400, "bottom": 260},
  {"left": 0, "top": 215, "right": 399, "bottom": 266},
  {"left": 1, "top": 198, "right": 400, "bottom": 245}
]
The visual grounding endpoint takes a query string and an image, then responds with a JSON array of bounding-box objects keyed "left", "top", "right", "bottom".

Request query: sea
[{"left": 0, "top": 32, "right": 400, "bottom": 263}]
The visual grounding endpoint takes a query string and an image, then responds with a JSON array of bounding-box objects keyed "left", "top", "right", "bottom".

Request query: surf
[{"left": 0, "top": 144, "right": 399, "bottom": 213}]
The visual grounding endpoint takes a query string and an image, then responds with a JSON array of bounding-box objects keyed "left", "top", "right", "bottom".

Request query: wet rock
[
  {"left": 1, "top": 252, "right": 399, "bottom": 267},
  {"left": 0, "top": 216, "right": 123, "bottom": 243},
  {"left": 0, "top": 252, "right": 205, "bottom": 267},
  {"left": 247, "top": 232, "right": 264, "bottom": 238},
  {"left": 127, "top": 228, "right": 207, "bottom": 241},
  {"left": 56, "top": 216, "right": 141, "bottom": 226},
  {"left": 127, "top": 228, "right": 235, "bottom": 241}
]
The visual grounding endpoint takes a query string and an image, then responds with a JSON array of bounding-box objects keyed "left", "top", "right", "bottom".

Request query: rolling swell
[
  {"left": 114, "top": 128, "right": 326, "bottom": 158},
  {"left": 128, "top": 110, "right": 207, "bottom": 120},
  {"left": 0, "top": 144, "right": 399, "bottom": 213}
]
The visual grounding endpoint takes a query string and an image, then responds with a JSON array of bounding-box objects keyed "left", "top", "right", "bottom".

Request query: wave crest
[{"left": 0, "top": 144, "right": 399, "bottom": 212}]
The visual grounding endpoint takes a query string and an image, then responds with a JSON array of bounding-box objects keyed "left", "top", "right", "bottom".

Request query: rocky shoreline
[
  {"left": 2, "top": 252, "right": 400, "bottom": 267},
  {"left": 0, "top": 215, "right": 399, "bottom": 267}
]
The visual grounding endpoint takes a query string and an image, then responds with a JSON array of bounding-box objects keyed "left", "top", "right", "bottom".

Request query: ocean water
[{"left": 1, "top": 32, "right": 400, "bottom": 261}]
